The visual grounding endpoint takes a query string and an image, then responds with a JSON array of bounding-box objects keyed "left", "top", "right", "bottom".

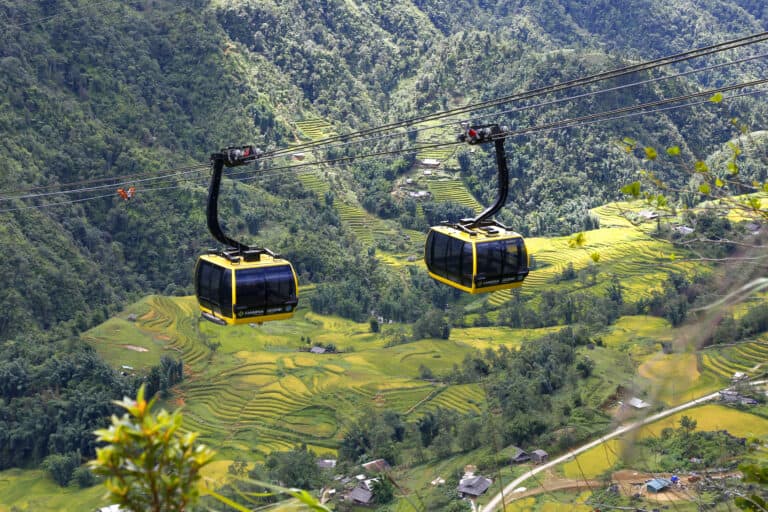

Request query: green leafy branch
[{"left": 90, "top": 385, "right": 330, "bottom": 512}]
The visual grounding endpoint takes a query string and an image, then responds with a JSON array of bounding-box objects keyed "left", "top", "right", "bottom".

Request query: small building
[
  {"left": 646, "top": 478, "right": 672, "bottom": 493},
  {"left": 420, "top": 158, "right": 441, "bottom": 168},
  {"left": 457, "top": 475, "right": 492, "bottom": 498},
  {"left": 732, "top": 371, "right": 748, "bottom": 382},
  {"left": 510, "top": 447, "right": 530, "bottom": 464},
  {"left": 362, "top": 458, "right": 391, "bottom": 474},
  {"left": 97, "top": 506, "right": 124, "bottom": 512},
  {"left": 674, "top": 225, "right": 694, "bottom": 235},
  {"left": 531, "top": 449, "right": 548, "bottom": 464},
  {"left": 361, "top": 478, "right": 380, "bottom": 491},
  {"left": 310, "top": 346, "right": 326, "bottom": 354},
  {"left": 347, "top": 486, "right": 374, "bottom": 505},
  {"left": 628, "top": 397, "right": 651, "bottom": 409},
  {"left": 317, "top": 458, "right": 337, "bottom": 470},
  {"left": 638, "top": 210, "right": 659, "bottom": 220}
]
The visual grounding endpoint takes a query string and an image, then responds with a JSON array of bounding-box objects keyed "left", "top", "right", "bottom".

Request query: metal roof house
[
  {"left": 362, "top": 458, "right": 391, "bottom": 473},
  {"left": 510, "top": 447, "right": 530, "bottom": 464},
  {"left": 646, "top": 478, "right": 672, "bottom": 493},
  {"left": 347, "top": 486, "right": 374, "bottom": 505},
  {"left": 531, "top": 449, "right": 548, "bottom": 464},
  {"left": 457, "top": 475, "right": 492, "bottom": 498}
]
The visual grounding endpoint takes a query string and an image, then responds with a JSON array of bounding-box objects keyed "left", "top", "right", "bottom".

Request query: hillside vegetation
[{"left": 1, "top": 0, "right": 768, "bottom": 510}]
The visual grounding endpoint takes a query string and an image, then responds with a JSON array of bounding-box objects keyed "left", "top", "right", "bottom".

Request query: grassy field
[
  {"left": 639, "top": 404, "right": 768, "bottom": 439},
  {"left": 84, "top": 298, "right": 501, "bottom": 465},
  {"left": 562, "top": 439, "right": 622, "bottom": 479},
  {"left": 0, "top": 469, "right": 108, "bottom": 512}
]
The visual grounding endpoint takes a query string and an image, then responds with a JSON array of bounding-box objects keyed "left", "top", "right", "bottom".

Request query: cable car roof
[
  {"left": 199, "top": 251, "right": 288, "bottom": 267},
  {"left": 430, "top": 223, "right": 524, "bottom": 242}
]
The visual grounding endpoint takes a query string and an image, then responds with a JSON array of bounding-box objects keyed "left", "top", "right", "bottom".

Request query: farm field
[
  {"left": 0, "top": 469, "right": 106, "bottom": 512},
  {"left": 85, "top": 298, "right": 501, "bottom": 462}
]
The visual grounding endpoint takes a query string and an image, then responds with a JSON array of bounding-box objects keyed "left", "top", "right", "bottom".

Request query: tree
[
  {"left": 89, "top": 385, "right": 215, "bottom": 512},
  {"left": 89, "top": 385, "right": 329, "bottom": 512},
  {"left": 266, "top": 445, "right": 322, "bottom": 490},
  {"left": 42, "top": 452, "right": 80, "bottom": 487},
  {"left": 372, "top": 476, "right": 395, "bottom": 504},
  {"left": 735, "top": 462, "right": 768, "bottom": 511}
]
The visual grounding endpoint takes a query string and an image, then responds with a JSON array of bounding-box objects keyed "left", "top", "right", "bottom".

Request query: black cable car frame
[
  {"left": 195, "top": 147, "right": 299, "bottom": 325},
  {"left": 424, "top": 125, "right": 530, "bottom": 294}
]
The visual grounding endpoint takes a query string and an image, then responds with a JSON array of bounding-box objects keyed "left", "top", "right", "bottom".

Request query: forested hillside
[
  {"left": 1, "top": 0, "right": 767, "bottom": 496},
  {"left": 1, "top": 0, "right": 766, "bottom": 337}
]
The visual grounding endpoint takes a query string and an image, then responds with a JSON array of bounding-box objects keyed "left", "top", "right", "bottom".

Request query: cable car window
[
  {"left": 502, "top": 240, "right": 520, "bottom": 283},
  {"left": 461, "top": 242, "right": 473, "bottom": 287},
  {"left": 426, "top": 231, "right": 449, "bottom": 278},
  {"left": 220, "top": 268, "right": 232, "bottom": 313},
  {"left": 445, "top": 237, "right": 465, "bottom": 280},
  {"left": 476, "top": 241, "right": 503, "bottom": 285},
  {"left": 195, "top": 260, "right": 234, "bottom": 317},
  {"left": 236, "top": 268, "right": 268, "bottom": 309},
  {"left": 265, "top": 266, "right": 296, "bottom": 303}
]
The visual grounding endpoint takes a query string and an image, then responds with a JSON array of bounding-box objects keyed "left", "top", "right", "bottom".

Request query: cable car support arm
[
  {"left": 457, "top": 124, "right": 510, "bottom": 229},
  {"left": 207, "top": 146, "right": 268, "bottom": 256}
]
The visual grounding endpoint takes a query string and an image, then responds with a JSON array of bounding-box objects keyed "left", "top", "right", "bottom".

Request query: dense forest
[{"left": 1, "top": 0, "right": 767, "bottom": 499}]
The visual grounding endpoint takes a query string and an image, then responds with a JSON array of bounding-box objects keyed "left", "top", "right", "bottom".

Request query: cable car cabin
[
  {"left": 195, "top": 252, "right": 299, "bottom": 325},
  {"left": 425, "top": 225, "right": 529, "bottom": 294}
]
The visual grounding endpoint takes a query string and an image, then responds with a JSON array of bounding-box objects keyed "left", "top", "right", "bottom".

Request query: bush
[
  {"left": 42, "top": 452, "right": 80, "bottom": 487},
  {"left": 72, "top": 465, "right": 97, "bottom": 488}
]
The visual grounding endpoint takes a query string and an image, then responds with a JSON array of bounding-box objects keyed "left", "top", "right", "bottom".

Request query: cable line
[
  {"left": 236, "top": 50, "right": 767, "bottom": 169},
  {"left": 2, "top": 83, "right": 764, "bottom": 214},
  {"left": 4, "top": 0, "right": 117, "bottom": 29},
  {"left": 265, "top": 31, "right": 768, "bottom": 157},
  {"left": 2, "top": 44, "right": 764, "bottom": 199}
]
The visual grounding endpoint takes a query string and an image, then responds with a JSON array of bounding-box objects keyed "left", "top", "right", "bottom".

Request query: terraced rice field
[
  {"left": 294, "top": 119, "right": 335, "bottom": 140},
  {"left": 487, "top": 224, "right": 686, "bottom": 307},
  {"left": 637, "top": 352, "right": 721, "bottom": 406},
  {"left": 334, "top": 199, "right": 418, "bottom": 252},
  {"left": 427, "top": 179, "right": 483, "bottom": 213},
  {"left": 296, "top": 170, "right": 331, "bottom": 196},
  {"left": 639, "top": 404, "right": 768, "bottom": 439},
  {"left": 86, "top": 298, "right": 490, "bottom": 462},
  {"left": 701, "top": 341, "right": 768, "bottom": 379},
  {"left": 416, "top": 145, "right": 455, "bottom": 162},
  {"left": 562, "top": 439, "right": 622, "bottom": 479},
  {"left": 0, "top": 469, "right": 107, "bottom": 511}
]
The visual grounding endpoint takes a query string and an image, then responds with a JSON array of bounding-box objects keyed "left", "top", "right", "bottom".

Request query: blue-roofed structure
[{"left": 646, "top": 478, "right": 672, "bottom": 493}]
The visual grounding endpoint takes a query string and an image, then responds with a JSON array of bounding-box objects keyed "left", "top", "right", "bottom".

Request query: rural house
[
  {"left": 510, "top": 447, "right": 530, "bottom": 464},
  {"left": 646, "top": 478, "right": 672, "bottom": 493},
  {"left": 457, "top": 475, "right": 493, "bottom": 499},
  {"left": 362, "top": 458, "right": 391, "bottom": 473},
  {"left": 347, "top": 486, "right": 374, "bottom": 505},
  {"left": 531, "top": 449, "right": 549, "bottom": 464}
]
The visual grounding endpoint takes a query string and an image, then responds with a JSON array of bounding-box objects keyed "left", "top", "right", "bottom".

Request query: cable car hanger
[
  {"left": 452, "top": 122, "right": 511, "bottom": 235},
  {"left": 206, "top": 145, "right": 266, "bottom": 258},
  {"left": 424, "top": 123, "right": 530, "bottom": 294},
  {"left": 195, "top": 145, "right": 299, "bottom": 326}
]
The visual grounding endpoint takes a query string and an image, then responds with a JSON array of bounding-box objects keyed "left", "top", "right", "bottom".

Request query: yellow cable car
[
  {"left": 195, "top": 146, "right": 299, "bottom": 325},
  {"left": 195, "top": 251, "right": 298, "bottom": 325},
  {"left": 425, "top": 223, "right": 528, "bottom": 294},
  {"left": 424, "top": 124, "right": 530, "bottom": 293}
]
